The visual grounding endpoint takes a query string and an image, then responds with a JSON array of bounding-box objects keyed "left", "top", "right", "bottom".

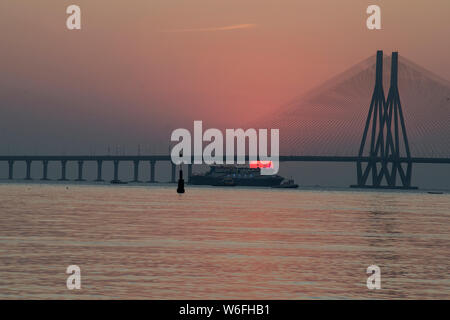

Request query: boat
[
  {"left": 272, "top": 179, "right": 299, "bottom": 189},
  {"left": 212, "top": 177, "right": 236, "bottom": 187},
  {"left": 190, "top": 165, "right": 283, "bottom": 187},
  {"left": 427, "top": 191, "right": 444, "bottom": 194}
]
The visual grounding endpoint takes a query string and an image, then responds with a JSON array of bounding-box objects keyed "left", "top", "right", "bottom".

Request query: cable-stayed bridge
[
  {"left": 1, "top": 51, "right": 449, "bottom": 188},
  {"left": 256, "top": 52, "right": 450, "bottom": 159}
]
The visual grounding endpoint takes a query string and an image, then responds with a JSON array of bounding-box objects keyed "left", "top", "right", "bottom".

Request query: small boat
[
  {"left": 427, "top": 191, "right": 444, "bottom": 195},
  {"left": 212, "top": 177, "right": 236, "bottom": 187},
  {"left": 110, "top": 180, "right": 128, "bottom": 185},
  {"left": 272, "top": 179, "right": 298, "bottom": 189}
]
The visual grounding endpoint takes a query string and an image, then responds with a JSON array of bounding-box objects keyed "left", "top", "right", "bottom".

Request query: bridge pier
[
  {"left": 188, "top": 164, "right": 192, "bottom": 182},
  {"left": 148, "top": 160, "right": 156, "bottom": 183},
  {"left": 95, "top": 160, "right": 104, "bottom": 182},
  {"left": 132, "top": 160, "right": 141, "bottom": 182},
  {"left": 25, "top": 160, "right": 32, "bottom": 180},
  {"left": 171, "top": 162, "right": 176, "bottom": 183},
  {"left": 59, "top": 160, "right": 68, "bottom": 181},
  {"left": 8, "top": 160, "right": 14, "bottom": 180},
  {"left": 113, "top": 160, "right": 120, "bottom": 182},
  {"left": 352, "top": 51, "right": 417, "bottom": 189},
  {"left": 41, "top": 160, "right": 49, "bottom": 180},
  {"left": 76, "top": 160, "right": 85, "bottom": 181}
]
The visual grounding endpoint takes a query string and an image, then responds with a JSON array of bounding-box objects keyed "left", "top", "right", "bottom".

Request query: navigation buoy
[{"left": 177, "top": 166, "right": 185, "bottom": 194}]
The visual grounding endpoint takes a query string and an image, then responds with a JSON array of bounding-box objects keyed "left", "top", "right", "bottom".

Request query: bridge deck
[{"left": 0, "top": 155, "right": 449, "bottom": 164}]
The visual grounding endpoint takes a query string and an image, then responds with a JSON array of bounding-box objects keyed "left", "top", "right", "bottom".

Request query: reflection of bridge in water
[{"left": 1, "top": 51, "right": 449, "bottom": 188}]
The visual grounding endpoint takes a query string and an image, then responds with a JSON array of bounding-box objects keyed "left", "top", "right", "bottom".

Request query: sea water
[{"left": 0, "top": 183, "right": 448, "bottom": 299}]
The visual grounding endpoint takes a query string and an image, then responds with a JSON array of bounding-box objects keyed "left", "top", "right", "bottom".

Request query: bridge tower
[{"left": 353, "top": 51, "right": 416, "bottom": 189}]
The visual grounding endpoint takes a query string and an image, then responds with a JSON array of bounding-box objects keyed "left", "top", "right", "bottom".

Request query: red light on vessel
[{"left": 249, "top": 161, "right": 273, "bottom": 169}]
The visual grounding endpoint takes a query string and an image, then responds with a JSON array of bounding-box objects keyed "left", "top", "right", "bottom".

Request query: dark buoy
[
  {"left": 177, "top": 166, "right": 185, "bottom": 194},
  {"left": 176, "top": 150, "right": 185, "bottom": 194},
  {"left": 176, "top": 152, "right": 185, "bottom": 195}
]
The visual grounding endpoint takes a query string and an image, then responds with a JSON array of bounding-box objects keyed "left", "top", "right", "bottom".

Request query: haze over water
[{"left": 0, "top": 183, "right": 448, "bottom": 299}]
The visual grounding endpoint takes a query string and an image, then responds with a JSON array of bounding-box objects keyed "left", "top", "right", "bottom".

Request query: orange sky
[{"left": 0, "top": 0, "right": 449, "bottom": 153}]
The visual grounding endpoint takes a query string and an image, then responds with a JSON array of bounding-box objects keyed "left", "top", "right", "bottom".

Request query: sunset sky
[{"left": 0, "top": 0, "right": 449, "bottom": 154}]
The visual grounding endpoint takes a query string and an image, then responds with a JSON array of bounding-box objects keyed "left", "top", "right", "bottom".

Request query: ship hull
[{"left": 190, "top": 175, "right": 283, "bottom": 187}]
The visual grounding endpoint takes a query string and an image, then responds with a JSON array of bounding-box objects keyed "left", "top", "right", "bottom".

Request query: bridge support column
[
  {"left": 113, "top": 160, "right": 120, "bottom": 182},
  {"left": 406, "top": 162, "right": 413, "bottom": 187},
  {"left": 132, "top": 160, "right": 140, "bottom": 182},
  {"left": 25, "top": 160, "right": 32, "bottom": 180},
  {"left": 351, "top": 51, "right": 417, "bottom": 189},
  {"left": 76, "top": 160, "right": 85, "bottom": 181},
  {"left": 188, "top": 164, "right": 192, "bottom": 182},
  {"left": 171, "top": 162, "right": 176, "bottom": 183},
  {"left": 95, "top": 160, "right": 104, "bottom": 182},
  {"left": 41, "top": 160, "right": 49, "bottom": 181},
  {"left": 148, "top": 161, "right": 156, "bottom": 183},
  {"left": 59, "top": 160, "right": 68, "bottom": 181},
  {"left": 8, "top": 160, "right": 14, "bottom": 180}
]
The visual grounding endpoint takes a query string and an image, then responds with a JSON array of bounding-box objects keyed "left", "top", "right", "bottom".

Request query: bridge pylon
[{"left": 352, "top": 51, "right": 417, "bottom": 189}]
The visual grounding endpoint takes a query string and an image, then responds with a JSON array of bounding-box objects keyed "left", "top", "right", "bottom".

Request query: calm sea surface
[{"left": 0, "top": 183, "right": 448, "bottom": 299}]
